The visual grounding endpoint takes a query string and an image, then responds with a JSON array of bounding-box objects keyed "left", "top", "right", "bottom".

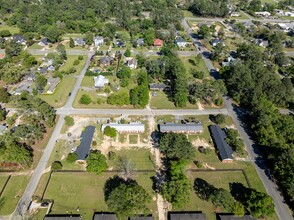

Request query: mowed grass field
[
  {"left": 0, "top": 25, "right": 20, "bottom": 35},
  {"left": 38, "top": 77, "right": 76, "bottom": 108},
  {"left": 59, "top": 55, "right": 87, "bottom": 75},
  {"left": 43, "top": 172, "right": 157, "bottom": 220},
  {"left": 0, "top": 175, "right": 30, "bottom": 215}
]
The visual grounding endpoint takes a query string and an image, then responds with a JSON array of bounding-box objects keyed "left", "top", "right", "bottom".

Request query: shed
[
  {"left": 159, "top": 123, "right": 203, "bottom": 133},
  {"left": 75, "top": 126, "right": 96, "bottom": 160},
  {"left": 209, "top": 125, "right": 233, "bottom": 162},
  {"left": 101, "top": 123, "right": 145, "bottom": 133},
  {"left": 168, "top": 212, "right": 207, "bottom": 220}
]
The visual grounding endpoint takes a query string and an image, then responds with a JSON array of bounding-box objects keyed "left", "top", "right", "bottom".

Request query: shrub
[
  {"left": 214, "top": 114, "right": 226, "bottom": 124},
  {"left": 104, "top": 126, "right": 117, "bottom": 138},
  {"left": 78, "top": 55, "right": 84, "bottom": 60},
  {"left": 51, "top": 161, "right": 62, "bottom": 171},
  {"left": 73, "top": 59, "right": 80, "bottom": 66},
  {"left": 79, "top": 94, "right": 92, "bottom": 105},
  {"left": 66, "top": 153, "right": 78, "bottom": 163},
  {"left": 92, "top": 141, "right": 97, "bottom": 146},
  {"left": 64, "top": 116, "right": 74, "bottom": 126}
]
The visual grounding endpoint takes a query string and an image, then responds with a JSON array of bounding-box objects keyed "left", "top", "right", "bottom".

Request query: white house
[
  {"left": 94, "top": 36, "right": 104, "bottom": 47},
  {"left": 230, "top": 12, "right": 240, "bottom": 17},
  {"left": 74, "top": 38, "right": 85, "bottom": 46},
  {"left": 255, "top": 11, "right": 271, "bottom": 17},
  {"left": 175, "top": 37, "right": 187, "bottom": 47},
  {"left": 101, "top": 123, "right": 145, "bottom": 133},
  {"left": 125, "top": 58, "right": 138, "bottom": 69},
  {"left": 38, "top": 38, "right": 49, "bottom": 47},
  {"left": 94, "top": 75, "right": 109, "bottom": 88},
  {"left": 285, "top": 11, "right": 294, "bottom": 17}
]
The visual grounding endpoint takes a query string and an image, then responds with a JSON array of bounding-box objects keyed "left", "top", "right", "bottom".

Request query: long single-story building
[
  {"left": 168, "top": 212, "right": 207, "bottom": 220},
  {"left": 218, "top": 215, "right": 256, "bottom": 220},
  {"left": 101, "top": 123, "right": 145, "bottom": 133},
  {"left": 75, "top": 125, "right": 96, "bottom": 160},
  {"left": 44, "top": 214, "right": 81, "bottom": 220},
  {"left": 159, "top": 123, "right": 203, "bottom": 133},
  {"left": 209, "top": 125, "right": 233, "bottom": 163},
  {"left": 129, "top": 217, "right": 154, "bottom": 220},
  {"left": 93, "top": 213, "right": 117, "bottom": 220}
]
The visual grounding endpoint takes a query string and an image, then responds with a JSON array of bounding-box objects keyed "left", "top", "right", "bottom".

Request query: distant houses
[
  {"left": 209, "top": 125, "right": 233, "bottom": 163},
  {"left": 255, "top": 11, "right": 271, "bottom": 17},
  {"left": 101, "top": 123, "right": 145, "bottom": 133},
  {"left": 75, "top": 126, "right": 96, "bottom": 161},
  {"left": 137, "top": 38, "right": 144, "bottom": 47},
  {"left": 44, "top": 214, "right": 81, "bottom": 220},
  {"left": 99, "top": 56, "right": 114, "bottom": 67},
  {"left": 94, "top": 75, "right": 109, "bottom": 88},
  {"left": 93, "top": 213, "right": 117, "bottom": 220},
  {"left": 0, "top": 125, "right": 7, "bottom": 135},
  {"left": 159, "top": 123, "right": 203, "bottom": 134},
  {"left": 15, "top": 83, "right": 32, "bottom": 95},
  {"left": 210, "top": 38, "right": 225, "bottom": 47}
]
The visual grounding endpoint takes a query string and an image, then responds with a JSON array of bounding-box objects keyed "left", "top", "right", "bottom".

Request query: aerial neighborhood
[{"left": 0, "top": 0, "right": 293, "bottom": 220}]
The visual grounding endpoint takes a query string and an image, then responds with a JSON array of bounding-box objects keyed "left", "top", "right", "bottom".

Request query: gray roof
[
  {"left": 137, "top": 38, "right": 144, "bottom": 46},
  {"left": 13, "top": 34, "right": 26, "bottom": 42},
  {"left": 40, "top": 37, "right": 49, "bottom": 45},
  {"left": 169, "top": 212, "right": 207, "bottom": 220},
  {"left": 159, "top": 123, "right": 203, "bottom": 133},
  {"left": 129, "top": 217, "right": 154, "bottom": 220},
  {"left": 38, "top": 66, "right": 48, "bottom": 74},
  {"left": 100, "top": 56, "right": 114, "bottom": 64},
  {"left": 74, "top": 38, "right": 85, "bottom": 45},
  {"left": 175, "top": 37, "right": 186, "bottom": 44},
  {"left": 44, "top": 215, "right": 81, "bottom": 220},
  {"left": 209, "top": 125, "right": 233, "bottom": 161},
  {"left": 95, "top": 36, "right": 104, "bottom": 41},
  {"left": 149, "top": 83, "right": 167, "bottom": 90},
  {"left": 93, "top": 213, "right": 117, "bottom": 220},
  {"left": 15, "top": 83, "right": 32, "bottom": 94},
  {"left": 75, "top": 126, "right": 95, "bottom": 160},
  {"left": 114, "top": 39, "right": 126, "bottom": 47},
  {"left": 0, "top": 125, "right": 7, "bottom": 134},
  {"left": 243, "top": 20, "right": 255, "bottom": 28},
  {"left": 47, "top": 77, "right": 60, "bottom": 93},
  {"left": 219, "top": 215, "right": 256, "bottom": 220}
]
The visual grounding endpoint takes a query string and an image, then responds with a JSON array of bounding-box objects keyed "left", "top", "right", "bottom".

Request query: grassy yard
[
  {"left": 59, "top": 55, "right": 87, "bottom": 75},
  {"left": 181, "top": 56, "right": 210, "bottom": 78},
  {"left": 0, "top": 175, "right": 30, "bottom": 215},
  {"left": 129, "top": 134, "right": 138, "bottom": 144},
  {"left": 150, "top": 91, "right": 198, "bottom": 109},
  {"left": 0, "top": 25, "right": 19, "bottom": 34},
  {"left": 29, "top": 43, "right": 43, "bottom": 50},
  {"left": 0, "top": 175, "right": 9, "bottom": 192},
  {"left": 73, "top": 89, "right": 134, "bottom": 109},
  {"left": 107, "top": 148, "right": 155, "bottom": 170},
  {"left": 43, "top": 172, "right": 157, "bottom": 220},
  {"left": 38, "top": 77, "right": 76, "bottom": 108},
  {"left": 81, "top": 76, "right": 94, "bottom": 87}
]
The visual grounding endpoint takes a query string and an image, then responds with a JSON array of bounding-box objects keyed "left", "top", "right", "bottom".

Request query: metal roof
[
  {"left": 159, "top": 123, "right": 203, "bottom": 133},
  {"left": 44, "top": 215, "right": 81, "bottom": 220},
  {"left": 219, "top": 215, "right": 256, "bottom": 220},
  {"left": 75, "top": 126, "right": 95, "bottom": 160},
  {"left": 209, "top": 125, "right": 233, "bottom": 161},
  {"left": 101, "top": 123, "right": 145, "bottom": 133},
  {"left": 169, "top": 212, "right": 207, "bottom": 220},
  {"left": 93, "top": 213, "right": 117, "bottom": 220},
  {"left": 129, "top": 217, "right": 154, "bottom": 220}
]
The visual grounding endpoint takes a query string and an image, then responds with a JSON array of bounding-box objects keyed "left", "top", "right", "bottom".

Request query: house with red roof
[
  {"left": 0, "top": 53, "right": 5, "bottom": 60},
  {"left": 154, "top": 38, "right": 163, "bottom": 47}
]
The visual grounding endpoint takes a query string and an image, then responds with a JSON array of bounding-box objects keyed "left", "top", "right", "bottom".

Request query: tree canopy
[{"left": 86, "top": 150, "right": 108, "bottom": 174}]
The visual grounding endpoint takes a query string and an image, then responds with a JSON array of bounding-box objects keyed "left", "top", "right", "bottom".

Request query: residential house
[
  {"left": 175, "top": 37, "right": 187, "bottom": 47},
  {"left": 38, "top": 66, "right": 48, "bottom": 74},
  {"left": 274, "top": 9, "right": 284, "bottom": 16},
  {"left": 0, "top": 38, "right": 5, "bottom": 44},
  {"left": 209, "top": 125, "right": 233, "bottom": 163},
  {"left": 101, "top": 123, "right": 145, "bottom": 133},
  {"left": 13, "top": 34, "right": 26, "bottom": 45},
  {"left": 114, "top": 39, "right": 126, "bottom": 47},
  {"left": 149, "top": 83, "right": 167, "bottom": 91},
  {"left": 46, "top": 77, "right": 60, "bottom": 94},
  {"left": 0, "top": 53, "right": 5, "bottom": 60},
  {"left": 285, "top": 11, "right": 294, "bottom": 17},
  {"left": 74, "top": 38, "right": 85, "bottom": 46},
  {"left": 94, "top": 75, "right": 109, "bottom": 88},
  {"left": 168, "top": 212, "right": 207, "bottom": 220},
  {"left": 75, "top": 126, "right": 96, "bottom": 161},
  {"left": 255, "top": 39, "right": 269, "bottom": 48},
  {"left": 44, "top": 214, "right": 81, "bottom": 220},
  {"left": 222, "top": 56, "right": 236, "bottom": 67},
  {"left": 0, "top": 125, "right": 7, "bottom": 135},
  {"left": 159, "top": 123, "right": 203, "bottom": 134},
  {"left": 255, "top": 11, "right": 271, "bottom": 17},
  {"left": 219, "top": 215, "right": 256, "bottom": 220},
  {"left": 137, "top": 38, "right": 144, "bottom": 47},
  {"left": 15, "top": 83, "right": 32, "bottom": 95},
  {"left": 125, "top": 58, "right": 138, "bottom": 69},
  {"left": 23, "top": 73, "right": 36, "bottom": 82},
  {"left": 99, "top": 56, "right": 114, "bottom": 66},
  {"left": 48, "top": 65, "right": 55, "bottom": 72},
  {"left": 154, "top": 39, "right": 163, "bottom": 47},
  {"left": 230, "top": 12, "right": 240, "bottom": 17},
  {"left": 210, "top": 38, "right": 225, "bottom": 47},
  {"left": 94, "top": 36, "right": 104, "bottom": 47},
  {"left": 278, "top": 23, "right": 294, "bottom": 32},
  {"left": 38, "top": 37, "right": 49, "bottom": 46},
  {"left": 243, "top": 21, "right": 256, "bottom": 29}
]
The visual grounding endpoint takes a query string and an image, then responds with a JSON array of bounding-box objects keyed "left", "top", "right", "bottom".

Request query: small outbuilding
[{"left": 159, "top": 123, "right": 203, "bottom": 134}]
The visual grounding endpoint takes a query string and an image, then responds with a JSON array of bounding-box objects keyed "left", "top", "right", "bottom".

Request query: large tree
[{"left": 86, "top": 150, "right": 107, "bottom": 174}]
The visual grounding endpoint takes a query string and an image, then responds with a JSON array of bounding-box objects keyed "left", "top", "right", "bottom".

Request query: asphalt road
[{"left": 182, "top": 17, "right": 293, "bottom": 219}]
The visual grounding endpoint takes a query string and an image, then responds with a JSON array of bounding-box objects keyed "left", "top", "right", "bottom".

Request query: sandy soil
[{"left": 192, "top": 138, "right": 212, "bottom": 148}]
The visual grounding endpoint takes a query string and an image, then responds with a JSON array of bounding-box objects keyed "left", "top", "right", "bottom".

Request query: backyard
[{"left": 59, "top": 55, "right": 87, "bottom": 75}]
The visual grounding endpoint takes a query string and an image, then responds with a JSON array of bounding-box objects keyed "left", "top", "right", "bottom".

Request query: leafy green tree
[
  {"left": 85, "top": 32, "right": 93, "bottom": 45},
  {"left": 105, "top": 180, "right": 151, "bottom": 218},
  {"left": 159, "top": 133, "right": 196, "bottom": 161},
  {"left": 5, "top": 41, "right": 22, "bottom": 57},
  {"left": 78, "top": 55, "right": 84, "bottom": 60},
  {"left": 104, "top": 126, "right": 117, "bottom": 138},
  {"left": 66, "top": 153, "right": 78, "bottom": 163},
  {"left": 69, "top": 37, "right": 75, "bottom": 48},
  {"left": 56, "top": 43, "right": 67, "bottom": 60},
  {"left": 64, "top": 116, "right": 74, "bottom": 126},
  {"left": 107, "top": 92, "right": 130, "bottom": 106},
  {"left": 45, "top": 25, "right": 61, "bottom": 43},
  {"left": 86, "top": 150, "right": 107, "bottom": 174},
  {"left": 198, "top": 25, "right": 211, "bottom": 38},
  {"left": 35, "top": 75, "right": 47, "bottom": 90},
  {"left": 117, "top": 66, "right": 131, "bottom": 87},
  {"left": 0, "top": 108, "right": 6, "bottom": 121},
  {"left": 214, "top": 114, "right": 226, "bottom": 124},
  {"left": 0, "top": 30, "right": 11, "bottom": 37},
  {"left": 73, "top": 60, "right": 80, "bottom": 66},
  {"left": 0, "top": 88, "right": 10, "bottom": 103},
  {"left": 124, "top": 49, "right": 131, "bottom": 57},
  {"left": 79, "top": 94, "right": 92, "bottom": 105},
  {"left": 51, "top": 161, "right": 62, "bottom": 171},
  {"left": 144, "top": 28, "right": 155, "bottom": 46}
]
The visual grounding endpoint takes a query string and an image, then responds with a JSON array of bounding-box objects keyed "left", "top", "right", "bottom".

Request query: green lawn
[
  {"left": 150, "top": 91, "right": 198, "bottom": 109},
  {"left": 38, "top": 77, "right": 77, "bottom": 108},
  {"left": 129, "top": 135, "right": 138, "bottom": 144},
  {"left": 29, "top": 43, "right": 43, "bottom": 50},
  {"left": 0, "top": 176, "right": 9, "bottom": 193},
  {"left": 0, "top": 25, "right": 20, "bottom": 35},
  {"left": 181, "top": 56, "right": 210, "bottom": 79},
  {"left": 59, "top": 55, "right": 87, "bottom": 75},
  {"left": 81, "top": 76, "right": 94, "bottom": 87},
  {"left": 0, "top": 175, "right": 30, "bottom": 215},
  {"left": 43, "top": 172, "right": 157, "bottom": 220},
  {"left": 107, "top": 148, "right": 155, "bottom": 170}
]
